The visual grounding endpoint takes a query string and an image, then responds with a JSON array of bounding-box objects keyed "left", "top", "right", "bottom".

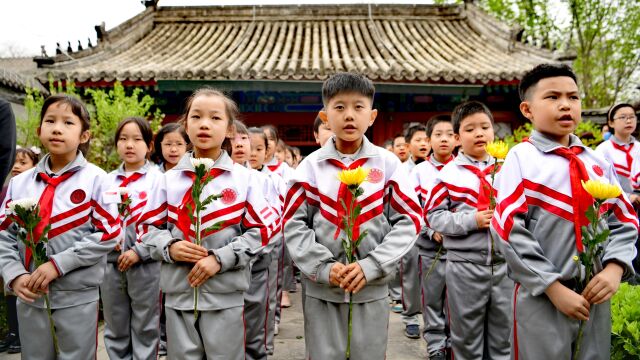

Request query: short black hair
[
  {"left": 313, "top": 114, "right": 323, "bottom": 134},
  {"left": 426, "top": 114, "right": 452, "bottom": 137},
  {"left": 451, "top": 101, "right": 494, "bottom": 134},
  {"left": 40, "top": 94, "right": 91, "bottom": 155},
  {"left": 322, "top": 72, "right": 375, "bottom": 106},
  {"left": 248, "top": 127, "right": 268, "bottom": 149},
  {"left": 152, "top": 122, "right": 190, "bottom": 164},
  {"left": 404, "top": 124, "right": 427, "bottom": 143},
  {"left": 519, "top": 63, "right": 578, "bottom": 101},
  {"left": 115, "top": 117, "right": 153, "bottom": 148}
]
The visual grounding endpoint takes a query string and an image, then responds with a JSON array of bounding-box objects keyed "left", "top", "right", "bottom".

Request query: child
[
  {"left": 230, "top": 120, "right": 251, "bottom": 166},
  {"left": 596, "top": 103, "right": 639, "bottom": 199},
  {"left": 392, "top": 133, "right": 409, "bottom": 163},
  {"left": 152, "top": 122, "right": 189, "bottom": 172},
  {"left": 426, "top": 101, "right": 512, "bottom": 360},
  {"left": 100, "top": 117, "right": 162, "bottom": 360},
  {"left": 284, "top": 72, "right": 422, "bottom": 359},
  {"left": 0, "top": 146, "right": 39, "bottom": 354},
  {"left": 245, "top": 126, "right": 285, "bottom": 359},
  {"left": 492, "top": 64, "right": 638, "bottom": 359},
  {"left": 411, "top": 115, "right": 455, "bottom": 359},
  {"left": 0, "top": 94, "right": 119, "bottom": 359},
  {"left": 312, "top": 111, "right": 331, "bottom": 147},
  {"left": 405, "top": 124, "right": 429, "bottom": 168},
  {"left": 138, "top": 88, "right": 276, "bottom": 359}
]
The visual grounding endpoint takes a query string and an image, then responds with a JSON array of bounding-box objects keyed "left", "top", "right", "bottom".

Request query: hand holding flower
[
  {"left": 188, "top": 255, "right": 221, "bottom": 287},
  {"left": 582, "top": 262, "right": 624, "bottom": 304},
  {"left": 10, "top": 274, "right": 40, "bottom": 303},
  {"left": 169, "top": 240, "right": 208, "bottom": 263},
  {"left": 475, "top": 209, "right": 493, "bottom": 229},
  {"left": 329, "top": 262, "right": 347, "bottom": 287},
  {"left": 545, "top": 281, "right": 590, "bottom": 321},
  {"left": 339, "top": 262, "right": 367, "bottom": 293},
  {"left": 27, "top": 261, "right": 59, "bottom": 293},
  {"left": 118, "top": 250, "right": 141, "bottom": 272}
]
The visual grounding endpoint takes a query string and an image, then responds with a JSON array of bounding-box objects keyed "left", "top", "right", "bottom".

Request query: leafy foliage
[
  {"left": 611, "top": 283, "right": 640, "bottom": 360},
  {"left": 501, "top": 121, "right": 603, "bottom": 149}
]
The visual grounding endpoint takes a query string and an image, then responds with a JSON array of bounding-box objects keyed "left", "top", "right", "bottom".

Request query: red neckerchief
[
  {"left": 176, "top": 168, "right": 225, "bottom": 242},
  {"left": 461, "top": 164, "right": 496, "bottom": 211},
  {"left": 327, "top": 158, "right": 368, "bottom": 244},
  {"left": 611, "top": 141, "right": 634, "bottom": 173},
  {"left": 551, "top": 146, "right": 593, "bottom": 252},
  {"left": 267, "top": 162, "right": 282, "bottom": 172},
  {"left": 27, "top": 171, "right": 76, "bottom": 269},
  {"left": 117, "top": 172, "right": 144, "bottom": 214},
  {"left": 428, "top": 155, "right": 454, "bottom": 171}
]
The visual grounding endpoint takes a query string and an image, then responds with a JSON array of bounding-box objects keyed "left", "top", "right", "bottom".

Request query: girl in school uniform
[
  {"left": 0, "top": 94, "right": 119, "bottom": 359},
  {"left": 152, "top": 122, "right": 190, "bottom": 173},
  {"left": 137, "top": 88, "right": 276, "bottom": 359},
  {"left": 100, "top": 117, "right": 163, "bottom": 360}
]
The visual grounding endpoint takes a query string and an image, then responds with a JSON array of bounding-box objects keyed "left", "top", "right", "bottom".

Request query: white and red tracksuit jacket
[
  {"left": 595, "top": 135, "right": 640, "bottom": 195},
  {"left": 0, "top": 152, "right": 119, "bottom": 308},
  {"left": 283, "top": 136, "right": 422, "bottom": 303},
  {"left": 426, "top": 152, "right": 501, "bottom": 265},
  {"left": 491, "top": 131, "right": 638, "bottom": 296},
  {"left": 137, "top": 151, "right": 278, "bottom": 310}
]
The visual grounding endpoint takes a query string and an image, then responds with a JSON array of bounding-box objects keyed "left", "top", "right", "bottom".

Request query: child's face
[
  {"left": 38, "top": 101, "right": 89, "bottom": 158},
  {"left": 285, "top": 149, "right": 294, "bottom": 167},
  {"left": 231, "top": 133, "right": 250, "bottom": 164},
  {"left": 322, "top": 92, "right": 377, "bottom": 146},
  {"left": 608, "top": 107, "right": 637, "bottom": 140},
  {"left": 249, "top": 133, "right": 266, "bottom": 170},
  {"left": 11, "top": 153, "right": 35, "bottom": 177},
  {"left": 393, "top": 136, "right": 408, "bottom": 162},
  {"left": 117, "top": 122, "right": 149, "bottom": 170},
  {"left": 314, "top": 122, "right": 333, "bottom": 146},
  {"left": 429, "top": 122, "right": 455, "bottom": 160},
  {"left": 264, "top": 129, "right": 277, "bottom": 160},
  {"left": 455, "top": 113, "right": 494, "bottom": 160},
  {"left": 275, "top": 145, "right": 286, "bottom": 162},
  {"left": 185, "top": 95, "right": 230, "bottom": 154},
  {"left": 520, "top": 76, "right": 581, "bottom": 144},
  {"left": 408, "top": 130, "right": 429, "bottom": 160},
  {"left": 161, "top": 131, "right": 187, "bottom": 166}
]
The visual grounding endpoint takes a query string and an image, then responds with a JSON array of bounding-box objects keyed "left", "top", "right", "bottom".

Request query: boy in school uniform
[
  {"left": 284, "top": 72, "right": 422, "bottom": 359},
  {"left": 426, "top": 101, "right": 512, "bottom": 360},
  {"left": 491, "top": 64, "right": 638, "bottom": 359}
]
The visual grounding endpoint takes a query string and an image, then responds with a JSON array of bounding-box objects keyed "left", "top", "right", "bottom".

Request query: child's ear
[
  {"left": 79, "top": 130, "right": 91, "bottom": 145},
  {"left": 226, "top": 122, "right": 237, "bottom": 139},
  {"left": 519, "top": 101, "right": 533, "bottom": 121},
  {"left": 36, "top": 126, "right": 41, "bottom": 137},
  {"left": 454, "top": 133, "right": 460, "bottom": 144},
  {"left": 369, "top": 109, "right": 378, "bottom": 126},
  {"left": 318, "top": 110, "right": 328, "bottom": 125}
]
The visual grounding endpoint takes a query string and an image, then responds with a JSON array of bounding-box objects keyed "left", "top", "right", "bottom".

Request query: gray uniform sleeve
[
  {"left": 137, "top": 174, "right": 176, "bottom": 263},
  {"left": 49, "top": 174, "right": 119, "bottom": 275},
  {"left": 426, "top": 176, "right": 478, "bottom": 236},
  {"left": 0, "top": 180, "right": 28, "bottom": 291},
  {"left": 358, "top": 164, "right": 422, "bottom": 282},
  {"left": 283, "top": 179, "right": 336, "bottom": 285}
]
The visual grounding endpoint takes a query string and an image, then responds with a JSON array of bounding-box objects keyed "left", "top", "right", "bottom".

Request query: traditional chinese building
[{"left": 33, "top": 2, "right": 565, "bottom": 152}]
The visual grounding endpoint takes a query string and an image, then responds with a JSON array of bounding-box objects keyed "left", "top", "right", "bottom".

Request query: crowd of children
[{"left": 0, "top": 63, "right": 637, "bottom": 360}]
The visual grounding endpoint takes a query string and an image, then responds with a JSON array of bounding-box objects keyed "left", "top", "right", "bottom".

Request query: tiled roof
[
  {"left": 0, "top": 57, "right": 48, "bottom": 93},
  {"left": 39, "top": 3, "right": 560, "bottom": 84}
]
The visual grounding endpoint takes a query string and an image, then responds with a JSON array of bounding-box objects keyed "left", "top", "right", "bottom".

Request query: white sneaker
[{"left": 274, "top": 323, "right": 280, "bottom": 336}]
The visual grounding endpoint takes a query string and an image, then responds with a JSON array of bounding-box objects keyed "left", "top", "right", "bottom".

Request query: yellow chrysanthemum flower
[
  {"left": 337, "top": 167, "right": 370, "bottom": 187},
  {"left": 485, "top": 141, "right": 510, "bottom": 160},
  {"left": 581, "top": 180, "right": 622, "bottom": 200}
]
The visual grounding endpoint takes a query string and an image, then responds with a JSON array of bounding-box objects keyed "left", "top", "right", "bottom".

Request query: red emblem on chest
[
  {"left": 221, "top": 188, "right": 238, "bottom": 205},
  {"left": 138, "top": 191, "right": 147, "bottom": 200},
  {"left": 70, "top": 189, "right": 86, "bottom": 204},
  {"left": 367, "top": 168, "right": 384, "bottom": 184},
  {"left": 592, "top": 165, "right": 604, "bottom": 177}
]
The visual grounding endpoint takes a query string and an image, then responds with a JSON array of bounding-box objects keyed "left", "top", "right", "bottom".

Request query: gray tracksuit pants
[
  {"left": 304, "top": 295, "right": 389, "bottom": 360},
  {"left": 17, "top": 300, "right": 98, "bottom": 360},
  {"left": 265, "top": 240, "right": 281, "bottom": 353},
  {"left": 101, "top": 261, "right": 161, "bottom": 360},
  {"left": 166, "top": 306, "right": 245, "bottom": 360},
  {"left": 419, "top": 253, "right": 448, "bottom": 354},
  {"left": 512, "top": 284, "right": 611, "bottom": 360},
  {"left": 244, "top": 255, "right": 270, "bottom": 360},
  {"left": 400, "top": 244, "right": 421, "bottom": 326},
  {"left": 446, "top": 260, "right": 512, "bottom": 360}
]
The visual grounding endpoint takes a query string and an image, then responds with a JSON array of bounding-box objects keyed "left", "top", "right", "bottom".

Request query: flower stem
[
  {"left": 194, "top": 205, "right": 201, "bottom": 321},
  {"left": 44, "top": 288, "right": 59, "bottom": 354},
  {"left": 423, "top": 245, "right": 443, "bottom": 281},
  {"left": 346, "top": 292, "right": 353, "bottom": 360}
]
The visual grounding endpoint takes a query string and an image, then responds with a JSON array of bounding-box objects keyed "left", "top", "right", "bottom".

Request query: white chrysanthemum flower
[
  {"left": 118, "top": 187, "right": 130, "bottom": 196},
  {"left": 8, "top": 198, "right": 38, "bottom": 214},
  {"left": 191, "top": 158, "right": 215, "bottom": 171}
]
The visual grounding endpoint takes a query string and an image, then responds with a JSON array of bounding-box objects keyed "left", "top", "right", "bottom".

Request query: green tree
[{"left": 85, "top": 81, "right": 163, "bottom": 170}]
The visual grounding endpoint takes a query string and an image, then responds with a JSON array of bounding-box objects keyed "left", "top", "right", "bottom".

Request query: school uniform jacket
[
  {"left": 595, "top": 136, "right": 640, "bottom": 194},
  {"left": 491, "top": 131, "right": 638, "bottom": 296},
  {"left": 103, "top": 161, "right": 161, "bottom": 263},
  {"left": 412, "top": 155, "right": 453, "bottom": 254},
  {"left": 426, "top": 152, "right": 501, "bottom": 265},
  {"left": 0, "top": 152, "right": 119, "bottom": 308},
  {"left": 251, "top": 168, "right": 284, "bottom": 263},
  {"left": 137, "top": 151, "right": 278, "bottom": 311},
  {"left": 283, "top": 137, "right": 422, "bottom": 303}
]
